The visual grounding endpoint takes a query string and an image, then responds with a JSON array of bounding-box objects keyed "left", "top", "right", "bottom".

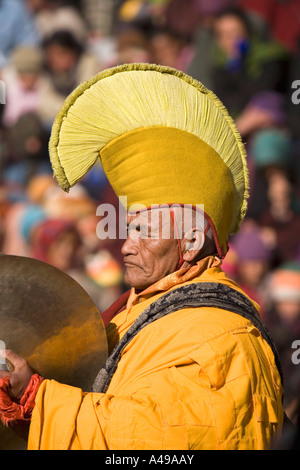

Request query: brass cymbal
[{"left": 0, "top": 254, "right": 108, "bottom": 449}]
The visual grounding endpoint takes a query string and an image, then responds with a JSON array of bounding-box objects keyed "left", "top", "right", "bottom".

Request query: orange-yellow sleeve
[{"left": 28, "top": 380, "right": 109, "bottom": 450}]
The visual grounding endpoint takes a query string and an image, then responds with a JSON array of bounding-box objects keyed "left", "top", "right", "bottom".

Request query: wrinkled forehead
[
  {"left": 127, "top": 207, "right": 170, "bottom": 222},
  {"left": 126, "top": 207, "right": 172, "bottom": 234},
  {"left": 126, "top": 206, "right": 205, "bottom": 239}
]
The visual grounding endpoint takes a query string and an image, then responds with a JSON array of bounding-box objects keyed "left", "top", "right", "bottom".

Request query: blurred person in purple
[
  {"left": 230, "top": 223, "right": 273, "bottom": 317},
  {"left": 236, "top": 90, "right": 287, "bottom": 139}
]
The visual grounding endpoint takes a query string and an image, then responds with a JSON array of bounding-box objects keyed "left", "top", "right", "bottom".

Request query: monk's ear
[{"left": 182, "top": 229, "right": 205, "bottom": 262}]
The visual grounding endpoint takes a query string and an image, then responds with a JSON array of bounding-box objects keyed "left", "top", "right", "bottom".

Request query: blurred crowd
[{"left": 0, "top": 0, "right": 300, "bottom": 427}]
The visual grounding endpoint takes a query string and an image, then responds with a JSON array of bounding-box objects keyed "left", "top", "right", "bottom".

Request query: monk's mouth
[{"left": 124, "top": 261, "right": 139, "bottom": 268}]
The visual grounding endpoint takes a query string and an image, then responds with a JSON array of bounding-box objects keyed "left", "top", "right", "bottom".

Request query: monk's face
[{"left": 121, "top": 210, "right": 179, "bottom": 290}]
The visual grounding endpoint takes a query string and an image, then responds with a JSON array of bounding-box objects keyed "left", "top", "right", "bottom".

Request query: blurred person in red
[
  {"left": 239, "top": 0, "right": 300, "bottom": 54},
  {"left": 29, "top": 218, "right": 81, "bottom": 272},
  {"left": 27, "top": 216, "right": 123, "bottom": 312}
]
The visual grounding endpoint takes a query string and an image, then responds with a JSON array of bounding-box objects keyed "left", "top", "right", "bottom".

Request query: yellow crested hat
[{"left": 49, "top": 63, "right": 249, "bottom": 258}]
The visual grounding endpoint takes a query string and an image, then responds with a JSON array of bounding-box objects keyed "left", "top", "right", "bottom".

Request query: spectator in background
[
  {"left": 260, "top": 169, "right": 300, "bottom": 264},
  {"left": 163, "top": 0, "right": 202, "bottom": 37},
  {"left": 1, "top": 200, "right": 47, "bottom": 257},
  {"left": 187, "top": 0, "right": 238, "bottom": 89},
  {"left": 246, "top": 128, "right": 294, "bottom": 220},
  {"left": 19, "top": 203, "right": 47, "bottom": 250},
  {"left": 27, "top": 0, "right": 87, "bottom": 45},
  {"left": 246, "top": 129, "right": 300, "bottom": 264},
  {"left": 229, "top": 223, "right": 273, "bottom": 317},
  {"left": 236, "top": 90, "right": 288, "bottom": 139},
  {"left": 27, "top": 216, "right": 123, "bottom": 312},
  {"left": 264, "top": 262, "right": 300, "bottom": 422},
  {"left": 0, "top": 113, "right": 51, "bottom": 192},
  {"left": 239, "top": 0, "right": 300, "bottom": 157},
  {"left": 150, "top": 26, "right": 195, "bottom": 71},
  {"left": 0, "top": 113, "right": 52, "bottom": 213},
  {"left": 82, "top": 0, "right": 117, "bottom": 38},
  {"left": 40, "top": 182, "right": 98, "bottom": 224},
  {"left": 43, "top": 30, "right": 100, "bottom": 97},
  {"left": 115, "top": 25, "right": 152, "bottom": 66},
  {"left": 26, "top": 173, "right": 57, "bottom": 207},
  {"left": 239, "top": 0, "right": 300, "bottom": 54},
  {"left": 1, "top": 46, "right": 64, "bottom": 129},
  {"left": 0, "top": 0, "right": 40, "bottom": 69},
  {"left": 29, "top": 218, "right": 81, "bottom": 272},
  {"left": 235, "top": 91, "right": 289, "bottom": 207},
  {"left": 210, "top": 6, "right": 290, "bottom": 118},
  {"left": 117, "top": 0, "right": 169, "bottom": 27}
]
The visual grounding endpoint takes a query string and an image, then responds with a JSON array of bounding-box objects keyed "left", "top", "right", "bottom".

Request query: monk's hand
[{"left": 0, "top": 349, "right": 33, "bottom": 401}]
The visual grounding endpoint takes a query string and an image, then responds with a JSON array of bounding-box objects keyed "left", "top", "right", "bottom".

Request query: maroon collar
[{"left": 101, "top": 289, "right": 131, "bottom": 327}]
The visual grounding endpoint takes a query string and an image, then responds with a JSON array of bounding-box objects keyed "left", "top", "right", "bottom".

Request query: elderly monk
[{"left": 0, "top": 64, "right": 283, "bottom": 450}]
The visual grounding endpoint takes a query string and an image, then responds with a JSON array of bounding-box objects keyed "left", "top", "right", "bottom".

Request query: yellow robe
[{"left": 28, "top": 257, "right": 284, "bottom": 450}]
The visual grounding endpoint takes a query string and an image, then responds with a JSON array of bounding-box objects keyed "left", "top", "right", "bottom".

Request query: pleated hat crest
[{"left": 49, "top": 63, "right": 249, "bottom": 257}]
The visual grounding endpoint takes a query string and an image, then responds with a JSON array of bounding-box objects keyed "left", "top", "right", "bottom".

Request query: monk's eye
[
  {"left": 127, "top": 222, "right": 150, "bottom": 239},
  {"left": 132, "top": 224, "right": 141, "bottom": 234},
  {"left": 139, "top": 225, "right": 150, "bottom": 238},
  {"left": 127, "top": 224, "right": 142, "bottom": 239}
]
